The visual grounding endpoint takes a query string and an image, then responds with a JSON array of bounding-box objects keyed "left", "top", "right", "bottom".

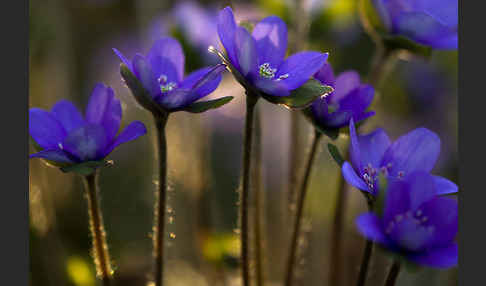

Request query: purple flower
[
  {"left": 215, "top": 6, "right": 329, "bottom": 97},
  {"left": 309, "top": 63, "right": 375, "bottom": 130},
  {"left": 342, "top": 119, "right": 458, "bottom": 195},
  {"left": 114, "top": 37, "right": 228, "bottom": 112},
  {"left": 29, "top": 83, "right": 147, "bottom": 166},
  {"left": 372, "top": 0, "right": 457, "bottom": 50},
  {"left": 356, "top": 171, "right": 458, "bottom": 268}
]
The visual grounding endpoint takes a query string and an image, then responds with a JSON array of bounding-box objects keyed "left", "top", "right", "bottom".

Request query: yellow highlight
[
  {"left": 202, "top": 233, "right": 240, "bottom": 262},
  {"left": 67, "top": 256, "right": 95, "bottom": 286},
  {"left": 328, "top": 0, "right": 355, "bottom": 21}
]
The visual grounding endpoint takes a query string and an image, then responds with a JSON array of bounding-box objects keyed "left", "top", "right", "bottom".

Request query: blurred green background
[{"left": 29, "top": 0, "right": 458, "bottom": 285}]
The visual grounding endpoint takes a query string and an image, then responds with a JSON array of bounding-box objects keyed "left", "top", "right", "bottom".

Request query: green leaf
[
  {"left": 382, "top": 35, "right": 432, "bottom": 58},
  {"left": 120, "top": 64, "right": 166, "bottom": 115},
  {"left": 261, "top": 79, "right": 334, "bottom": 109},
  {"left": 181, "top": 96, "right": 234, "bottom": 113},
  {"left": 60, "top": 160, "right": 107, "bottom": 176},
  {"left": 327, "top": 143, "right": 345, "bottom": 167}
]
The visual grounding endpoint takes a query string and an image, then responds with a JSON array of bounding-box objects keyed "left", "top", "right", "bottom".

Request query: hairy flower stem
[
  {"left": 328, "top": 147, "right": 349, "bottom": 286},
  {"left": 153, "top": 112, "right": 169, "bottom": 286},
  {"left": 356, "top": 201, "right": 375, "bottom": 286},
  {"left": 285, "top": 130, "right": 322, "bottom": 286},
  {"left": 83, "top": 171, "right": 112, "bottom": 286},
  {"left": 253, "top": 105, "right": 265, "bottom": 286},
  {"left": 384, "top": 261, "right": 401, "bottom": 286},
  {"left": 242, "top": 93, "right": 259, "bottom": 286}
]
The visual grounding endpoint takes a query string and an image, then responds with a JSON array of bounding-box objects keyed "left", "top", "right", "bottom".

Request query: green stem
[
  {"left": 384, "top": 261, "right": 401, "bottom": 286},
  {"left": 83, "top": 171, "right": 112, "bottom": 286},
  {"left": 285, "top": 130, "right": 322, "bottom": 286},
  {"left": 356, "top": 202, "right": 375, "bottom": 286},
  {"left": 367, "top": 46, "right": 396, "bottom": 89},
  {"left": 153, "top": 112, "right": 169, "bottom": 286},
  {"left": 241, "top": 93, "right": 258, "bottom": 286},
  {"left": 253, "top": 105, "right": 265, "bottom": 286}
]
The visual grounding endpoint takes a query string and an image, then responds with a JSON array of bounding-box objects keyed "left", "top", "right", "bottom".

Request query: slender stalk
[
  {"left": 367, "top": 46, "right": 396, "bottom": 89},
  {"left": 153, "top": 112, "right": 169, "bottom": 286},
  {"left": 328, "top": 162, "right": 348, "bottom": 286},
  {"left": 356, "top": 202, "right": 375, "bottom": 286},
  {"left": 83, "top": 171, "right": 112, "bottom": 286},
  {"left": 241, "top": 93, "right": 259, "bottom": 286},
  {"left": 384, "top": 261, "right": 401, "bottom": 286},
  {"left": 285, "top": 130, "right": 322, "bottom": 286},
  {"left": 252, "top": 105, "right": 265, "bottom": 286},
  {"left": 288, "top": 0, "right": 311, "bottom": 212}
]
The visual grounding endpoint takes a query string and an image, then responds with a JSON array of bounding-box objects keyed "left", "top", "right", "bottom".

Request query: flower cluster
[{"left": 28, "top": 3, "right": 459, "bottom": 284}]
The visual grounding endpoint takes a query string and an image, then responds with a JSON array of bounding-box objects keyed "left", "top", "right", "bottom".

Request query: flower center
[
  {"left": 158, "top": 75, "right": 177, "bottom": 93},
  {"left": 259, "top": 63, "right": 277, "bottom": 79},
  {"left": 363, "top": 163, "right": 378, "bottom": 190},
  {"left": 385, "top": 209, "right": 433, "bottom": 235}
]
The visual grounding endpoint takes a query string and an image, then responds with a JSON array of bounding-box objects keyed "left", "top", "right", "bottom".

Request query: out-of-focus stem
[
  {"left": 253, "top": 105, "right": 265, "bottom": 286},
  {"left": 384, "top": 261, "right": 401, "bottom": 286},
  {"left": 356, "top": 202, "right": 375, "bottom": 286},
  {"left": 241, "top": 93, "right": 259, "bottom": 286},
  {"left": 83, "top": 171, "right": 112, "bottom": 286},
  {"left": 328, "top": 146, "right": 349, "bottom": 286},
  {"left": 285, "top": 130, "right": 322, "bottom": 286},
  {"left": 153, "top": 112, "right": 169, "bottom": 286}
]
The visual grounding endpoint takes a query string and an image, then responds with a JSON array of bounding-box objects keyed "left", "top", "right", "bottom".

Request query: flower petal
[
  {"left": 381, "top": 127, "right": 440, "bottom": 178},
  {"left": 147, "top": 37, "right": 185, "bottom": 83},
  {"left": 160, "top": 64, "right": 225, "bottom": 110},
  {"left": 330, "top": 71, "right": 362, "bottom": 103},
  {"left": 217, "top": 7, "right": 238, "bottom": 68},
  {"left": 51, "top": 100, "right": 85, "bottom": 133},
  {"left": 252, "top": 16, "right": 287, "bottom": 67},
  {"left": 29, "top": 149, "right": 76, "bottom": 164},
  {"left": 276, "top": 51, "right": 328, "bottom": 90},
  {"left": 113, "top": 48, "right": 132, "bottom": 72},
  {"left": 433, "top": 175, "right": 458, "bottom": 195},
  {"left": 234, "top": 27, "right": 258, "bottom": 78},
  {"left": 356, "top": 213, "right": 388, "bottom": 244},
  {"left": 104, "top": 121, "right": 147, "bottom": 156},
  {"left": 313, "top": 62, "right": 335, "bottom": 87},
  {"left": 342, "top": 161, "right": 370, "bottom": 192},
  {"left": 29, "top": 108, "right": 66, "bottom": 149},
  {"left": 419, "top": 196, "right": 458, "bottom": 248},
  {"left": 409, "top": 0, "right": 458, "bottom": 28},
  {"left": 403, "top": 171, "right": 438, "bottom": 210},
  {"left": 394, "top": 12, "right": 457, "bottom": 50},
  {"left": 348, "top": 118, "right": 363, "bottom": 174},
  {"left": 85, "top": 83, "right": 122, "bottom": 142},
  {"left": 253, "top": 78, "right": 290, "bottom": 97},
  {"left": 355, "top": 127, "right": 391, "bottom": 170},
  {"left": 132, "top": 54, "right": 160, "bottom": 98},
  {"left": 383, "top": 179, "right": 411, "bottom": 226},
  {"left": 409, "top": 243, "right": 458, "bottom": 269},
  {"left": 63, "top": 124, "right": 108, "bottom": 161}
]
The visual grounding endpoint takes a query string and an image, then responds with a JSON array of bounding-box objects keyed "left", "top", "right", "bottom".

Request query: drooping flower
[
  {"left": 114, "top": 37, "right": 231, "bottom": 114},
  {"left": 307, "top": 63, "right": 375, "bottom": 132},
  {"left": 342, "top": 118, "right": 458, "bottom": 195},
  {"left": 356, "top": 171, "right": 458, "bottom": 268},
  {"left": 213, "top": 6, "right": 330, "bottom": 100},
  {"left": 29, "top": 83, "right": 147, "bottom": 170},
  {"left": 371, "top": 0, "right": 457, "bottom": 50}
]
